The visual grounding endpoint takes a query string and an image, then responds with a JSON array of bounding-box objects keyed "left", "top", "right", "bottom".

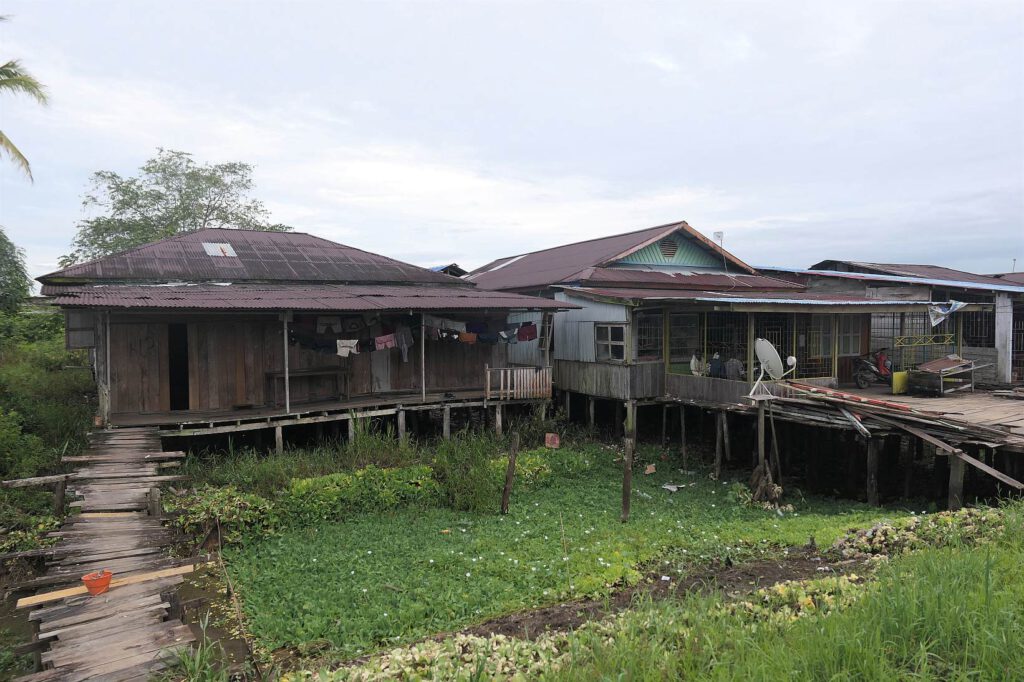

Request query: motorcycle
[{"left": 853, "top": 348, "right": 893, "bottom": 389}]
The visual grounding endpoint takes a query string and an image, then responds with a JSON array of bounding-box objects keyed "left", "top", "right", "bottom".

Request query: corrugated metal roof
[
  {"left": 466, "top": 221, "right": 756, "bottom": 291},
  {"left": 574, "top": 268, "right": 803, "bottom": 290},
  {"left": 561, "top": 286, "right": 942, "bottom": 307},
  {"left": 38, "top": 229, "right": 459, "bottom": 286},
  {"left": 809, "top": 260, "right": 1016, "bottom": 287},
  {"left": 42, "top": 283, "right": 571, "bottom": 312},
  {"left": 759, "top": 266, "right": 1024, "bottom": 294},
  {"left": 992, "top": 272, "right": 1024, "bottom": 285}
]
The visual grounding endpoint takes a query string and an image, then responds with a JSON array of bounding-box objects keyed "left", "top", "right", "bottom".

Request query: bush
[
  {"left": 431, "top": 432, "right": 505, "bottom": 513},
  {"left": 0, "top": 408, "right": 49, "bottom": 479},
  {"left": 282, "top": 464, "right": 440, "bottom": 525},
  {"left": 167, "top": 486, "right": 278, "bottom": 546}
]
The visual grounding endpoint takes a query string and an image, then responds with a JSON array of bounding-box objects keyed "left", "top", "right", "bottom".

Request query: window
[
  {"left": 596, "top": 324, "right": 626, "bottom": 361},
  {"left": 838, "top": 315, "right": 862, "bottom": 356},
  {"left": 635, "top": 311, "right": 663, "bottom": 361},
  {"left": 810, "top": 314, "right": 832, "bottom": 357},
  {"left": 669, "top": 313, "right": 701, "bottom": 362}
]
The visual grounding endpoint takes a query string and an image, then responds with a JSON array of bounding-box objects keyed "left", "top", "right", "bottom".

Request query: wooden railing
[
  {"left": 663, "top": 373, "right": 837, "bottom": 405},
  {"left": 486, "top": 365, "right": 553, "bottom": 400}
]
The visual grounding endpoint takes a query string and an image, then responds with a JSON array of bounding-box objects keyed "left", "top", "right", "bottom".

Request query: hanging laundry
[
  {"left": 342, "top": 317, "right": 365, "bottom": 333},
  {"left": 423, "top": 314, "right": 467, "bottom": 333},
  {"left": 466, "top": 321, "right": 489, "bottom": 334},
  {"left": 458, "top": 331, "right": 478, "bottom": 344},
  {"left": 336, "top": 339, "right": 359, "bottom": 358},
  {"left": 478, "top": 332, "right": 499, "bottom": 344},
  {"left": 317, "top": 316, "right": 342, "bottom": 334},
  {"left": 358, "top": 338, "right": 375, "bottom": 353},
  {"left": 517, "top": 322, "right": 538, "bottom": 342},
  {"left": 375, "top": 333, "right": 397, "bottom": 351},
  {"left": 395, "top": 326, "right": 414, "bottom": 362},
  {"left": 499, "top": 326, "right": 520, "bottom": 344}
]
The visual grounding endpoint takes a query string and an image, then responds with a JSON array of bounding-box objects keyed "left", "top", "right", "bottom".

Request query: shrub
[
  {"left": 282, "top": 464, "right": 440, "bottom": 525},
  {"left": 167, "top": 486, "right": 278, "bottom": 546},
  {"left": 0, "top": 408, "right": 49, "bottom": 479},
  {"left": 431, "top": 432, "right": 504, "bottom": 513}
]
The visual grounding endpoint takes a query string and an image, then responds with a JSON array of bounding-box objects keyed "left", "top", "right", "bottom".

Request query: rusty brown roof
[
  {"left": 39, "top": 229, "right": 459, "bottom": 286},
  {"left": 466, "top": 221, "right": 756, "bottom": 291},
  {"left": 574, "top": 268, "right": 803, "bottom": 290},
  {"left": 562, "top": 286, "right": 936, "bottom": 308},
  {"left": 41, "top": 283, "right": 571, "bottom": 312},
  {"left": 810, "top": 261, "right": 1012, "bottom": 287}
]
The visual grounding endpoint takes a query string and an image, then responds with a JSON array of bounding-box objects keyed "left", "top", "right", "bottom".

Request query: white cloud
[{"left": 636, "top": 52, "right": 680, "bottom": 73}]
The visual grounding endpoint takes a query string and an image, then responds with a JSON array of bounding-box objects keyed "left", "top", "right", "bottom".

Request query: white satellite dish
[{"left": 749, "top": 338, "right": 796, "bottom": 399}]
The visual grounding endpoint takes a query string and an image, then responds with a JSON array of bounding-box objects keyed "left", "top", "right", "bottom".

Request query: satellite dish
[{"left": 749, "top": 338, "right": 797, "bottom": 399}]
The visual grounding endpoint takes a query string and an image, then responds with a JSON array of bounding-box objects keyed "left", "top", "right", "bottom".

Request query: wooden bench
[{"left": 266, "top": 366, "right": 350, "bottom": 405}]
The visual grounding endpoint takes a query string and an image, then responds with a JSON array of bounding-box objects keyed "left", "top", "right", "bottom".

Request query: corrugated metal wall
[
  {"left": 507, "top": 311, "right": 542, "bottom": 366},
  {"left": 553, "top": 293, "right": 629, "bottom": 362}
]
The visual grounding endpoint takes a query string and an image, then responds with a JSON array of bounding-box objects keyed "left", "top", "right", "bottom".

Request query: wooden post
[
  {"left": 52, "top": 478, "right": 66, "bottom": 518},
  {"left": 678, "top": 405, "right": 687, "bottom": 468},
  {"left": 614, "top": 402, "right": 624, "bottom": 437},
  {"left": 397, "top": 407, "right": 407, "bottom": 444},
  {"left": 625, "top": 400, "right": 637, "bottom": 443},
  {"left": 564, "top": 390, "right": 571, "bottom": 420},
  {"left": 661, "top": 404, "right": 668, "bottom": 447},
  {"left": 588, "top": 397, "right": 595, "bottom": 428},
  {"left": 282, "top": 315, "right": 291, "bottom": 414},
  {"left": 274, "top": 425, "right": 284, "bottom": 454},
  {"left": 347, "top": 416, "right": 355, "bottom": 442},
  {"left": 443, "top": 405, "right": 451, "bottom": 440},
  {"left": 721, "top": 410, "right": 732, "bottom": 463},
  {"left": 866, "top": 438, "right": 880, "bottom": 506},
  {"left": 494, "top": 403, "right": 503, "bottom": 437},
  {"left": 621, "top": 437, "right": 634, "bottom": 523},
  {"left": 714, "top": 411, "right": 723, "bottom": 479},
  {"left": 500, "top": 433, "right": 520, "bottom": 514},
  {"left": 948, "top": 454, "right": 966, "bottom": 511},
  {"left": 421, "top": 314, "right": 427, "bottom": 402},
  {"left": 147, "top": 487, "right": 161, "bottom": 517},
  {"left": 756, "top": 401, "right": 766, "bottom": 468},
  {"left": 903, "top": 437, "right": 921, "bottom": 498}
]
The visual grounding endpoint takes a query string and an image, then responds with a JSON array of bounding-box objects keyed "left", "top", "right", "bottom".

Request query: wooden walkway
[{"left": 14, "top": 428, "right": 198, "bottom": 682}]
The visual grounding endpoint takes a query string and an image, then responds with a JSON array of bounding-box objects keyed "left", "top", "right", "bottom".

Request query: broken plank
[{"left": 17, "top": 564, "right": 197, "bottom": 608}]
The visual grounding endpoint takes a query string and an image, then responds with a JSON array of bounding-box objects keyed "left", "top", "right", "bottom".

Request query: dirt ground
[{"left": 455, "top": 548, "right": 863, "bottom": 641}]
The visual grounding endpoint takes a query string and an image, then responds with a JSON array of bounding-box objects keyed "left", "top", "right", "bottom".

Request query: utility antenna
[
  {"left": 713, "top": 231, "right": 727, "bottom": 272},
  {"left": 748, "top": 338, "right": 796, "bottom": 401}
]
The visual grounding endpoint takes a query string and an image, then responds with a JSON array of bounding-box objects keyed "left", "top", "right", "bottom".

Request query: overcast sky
[{"left": 1, "top": 1, "right": 1022, "bottom": 280}]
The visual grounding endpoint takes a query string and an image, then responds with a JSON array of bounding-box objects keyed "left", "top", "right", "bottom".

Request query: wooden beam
[
  {"left": 948, "top": 455, "right": 966, "bottom": 510},
  {"left": 494, "top": 404, "right": 503, "bottom": 437},
  {"left": 443, "top": 405, "right": 451, "bottom": 440},
  {"left": 274, "top": 426, "right": 283, "bottom": 455},
  {"left": 621, "top": 438, "right": 633, "bottom": 523},
  {"left": 757, "top": 401, "right": 766, "bottom": 468},
  {"left": 954, "top": 449, "right": 1023, "bottom": 491},
  {"left": 679, "top": 405, "right": 687, "bottom": 468},
  {"left": 397, "top": 406, "right": 407, "bottom": 444},
  {"left": 866, "top": 438, "right": 880, "bottom": 506},
  {"left": 17, "top": 564, "right": 198, "bottom": 609},
  {"left": 2, "top": 474, "right": 70, "bottom": 489},
  {"left": 588, "top": 397, "right": 595, "bottom": 429},
  {"left": 500, "top": 433, "right": 519, "bottom": 514},
  {"left": 714, "top": 411, "right": 723, "bottom": 479}
]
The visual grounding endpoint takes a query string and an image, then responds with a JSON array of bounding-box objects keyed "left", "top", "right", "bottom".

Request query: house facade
[{"left": 40, "top": 229, "right": 568, "bottom": 439}]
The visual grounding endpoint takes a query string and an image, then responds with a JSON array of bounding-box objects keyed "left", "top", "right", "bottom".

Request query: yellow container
[{"left": 891, "top": 371, "right": 909, "bottom": 395}]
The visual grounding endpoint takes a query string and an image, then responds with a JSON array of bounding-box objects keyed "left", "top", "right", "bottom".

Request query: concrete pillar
[{"left": 995, "top": 293, "right": 1013, "bottom": 383}]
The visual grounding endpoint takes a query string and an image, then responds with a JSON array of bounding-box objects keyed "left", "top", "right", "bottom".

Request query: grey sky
[{"left": 1, "top": 1, "right": 1022, "bottom": 280}]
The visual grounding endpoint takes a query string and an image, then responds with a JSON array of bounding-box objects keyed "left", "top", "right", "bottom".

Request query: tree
[
  {"left": 61, "top": 149, "right": 292, "bottom": 266},
  {"left": 0, "top": 17, "right": 49, "bottom": 181},
  {"left": 0, "top": 227, "right": 30, "bottom": 314}
]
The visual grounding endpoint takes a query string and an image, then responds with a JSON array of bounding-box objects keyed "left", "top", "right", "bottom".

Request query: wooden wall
[{"left": 107, "top": 313, "right": 508, "bottom": 416}]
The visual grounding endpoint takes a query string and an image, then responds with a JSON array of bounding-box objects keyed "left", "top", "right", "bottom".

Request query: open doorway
[{"left": 168, "top": 323, "right": 189, "bottom": 410}]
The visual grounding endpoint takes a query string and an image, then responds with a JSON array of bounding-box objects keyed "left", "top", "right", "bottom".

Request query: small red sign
[{"left": 545, "top": 433, "right": 560, "bottom": 449}]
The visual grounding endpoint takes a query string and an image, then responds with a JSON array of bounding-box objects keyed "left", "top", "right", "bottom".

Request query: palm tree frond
[
  {"left": 0, "top": 130, "right": 33, "bottom": 181},
  {"left": 0, "top": 60, "right": 48, "bottom": 104}
]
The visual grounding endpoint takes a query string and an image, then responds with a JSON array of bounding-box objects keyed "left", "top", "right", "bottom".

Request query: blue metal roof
[{"left": 758, "top": 266, "right": 1024, "bottom": 295}]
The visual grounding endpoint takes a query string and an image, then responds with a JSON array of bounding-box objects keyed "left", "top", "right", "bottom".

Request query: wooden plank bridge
[{"left": 9, "top": 427, "right": 199, "bottom": 682}]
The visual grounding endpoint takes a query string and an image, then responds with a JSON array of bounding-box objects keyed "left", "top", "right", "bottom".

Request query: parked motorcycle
[{"left": 853, "top": 348, "right": 893, "bottom": 389}]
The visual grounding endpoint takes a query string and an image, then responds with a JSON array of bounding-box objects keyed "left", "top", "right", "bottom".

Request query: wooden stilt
[
  {"left": 443, "top": 405, "right": 451, "bottom": 440},
  {"left": 722, "top": 411, "right": 732, "bottom": 463},
  {"left": 274, "top": 425, "right": 284, "bottom": 455},
  {"left": 564, "top": 390, "right": 571, "bottom": 420},
  {"left": 714, "top": 412, "right": 723, "bottom": 479},
  {"left": 348, "top": 416, "right": 355, "bottom": 442},
  {"left": 678, "top": 405, "right": 687, "bottom": 468},
  {"left": 756, "top": 402, "right": 766, "bottom": 468},
  {"left": 397, "top": 407, "right": 407, "bottom": 444},
  {"left": 500, "top": 433, "right": 520, "bottom": 514},
  {"left": 615, "top": 402, "right": 624, "bottom": 438},
  {"left": 147, "top": 487, "right": 161, "bottom": 517},
  {"left": 625, "top": 400, "right": 637, "bottom": 443},
  {"left": 588, "top": 397, "right": 595, "bottom": 429},
  {"left": 948, "top": 454, "right": 966, "bottom": 511},
  {"left": 901, "top": 437, "right": 914, "bottom": 498},
  {"left": 53, "top": 478, "right": 66, "bottom": 518},
  {"left": 661, "top": 404, "right": 668, "bottom": 447},
  {"left": 621, "top": 437, "right": 634, "bottom": 523},
  {"left": 866, "top": 438, "right": 880, "bottom": 506},
  {"left": 495, "top": 404, "right": 503, "bottom": 437}
]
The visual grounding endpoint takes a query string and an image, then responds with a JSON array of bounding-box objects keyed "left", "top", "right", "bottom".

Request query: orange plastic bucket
[{"left": 82, "top": 570, "right": 113, "bottom": 596}]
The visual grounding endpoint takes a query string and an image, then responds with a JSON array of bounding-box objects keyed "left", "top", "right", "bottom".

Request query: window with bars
[
  {"left": 635, "top": 311, "right": 663, "bottom": 361},
  {"left": 838, "top": 315, "right": 862, "bottom": 356},
  {"left": 961, "top": 310, "right": 995, "bottom": 347},
  {"left": 595, "top": 324, "right": 626, "bottom": 362},
  {"left": 706, "top": 311, "right": 748, "bottom": 362},
  {"left": 669, "top": 313, "right": 701, "bottom": 362},
  {"left": 795, "top": 314, "right": 834, "bottom": 378}
]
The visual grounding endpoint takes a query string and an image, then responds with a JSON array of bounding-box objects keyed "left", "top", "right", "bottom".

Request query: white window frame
[
  {"left": 595, "top": 323, "right": 627, "bottom": 363},
  {"left": 838, "top": 315, "right": 862, "bottom": 356}
]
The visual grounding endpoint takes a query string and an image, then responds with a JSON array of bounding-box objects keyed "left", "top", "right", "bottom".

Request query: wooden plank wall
[
  {"left": 553, "top": 360, "right": 631, "bottom": 399},
  {"left": 630, "top": 362, "right": 664, "bottom": 399},
  {"left": 109, "top": 314, "right": 509, "bottom": 416}
]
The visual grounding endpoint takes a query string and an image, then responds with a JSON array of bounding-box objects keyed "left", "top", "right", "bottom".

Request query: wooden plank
[
  {"left": 17, "top": 564, "right": 197, "bottom": 608},
  {"left": 954, "top": 450, "right": 1024, "bottom": 491}
]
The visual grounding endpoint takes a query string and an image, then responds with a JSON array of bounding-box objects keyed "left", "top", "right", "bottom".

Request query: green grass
[{"left": 226, "top": 446, "right": 895, "bottom": 661}]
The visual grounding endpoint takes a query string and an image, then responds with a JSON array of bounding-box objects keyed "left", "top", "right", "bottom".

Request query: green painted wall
[{"left": 615, "top": 232, "right": 722, "bottom": 268}]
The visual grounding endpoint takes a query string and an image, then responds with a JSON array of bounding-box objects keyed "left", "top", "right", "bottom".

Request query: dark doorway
[{"left": 168, "top": 324, "right": 190, "bottom": 411}]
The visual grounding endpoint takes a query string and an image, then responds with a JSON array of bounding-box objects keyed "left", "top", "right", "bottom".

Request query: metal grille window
[
  {"left": 961, "top": 310, "right": 995, "bottom": 347},
  {"left": 669, "top": 313, "right": 701, "bottom": 362},
  {"left": 706, "top": 311, "right": 748, "bottom": 362},
  {"left": 635, "top": 311, "right": 663, "bottom": 361},
  {"left": 595, "top": 324, "right": 626, "bottom": 362},
  {"left": 795, "top": 314, "right": 834, "bottom": 378},
  {"left": 838, "top": 315, "right": 862, "bottom": 356}
]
